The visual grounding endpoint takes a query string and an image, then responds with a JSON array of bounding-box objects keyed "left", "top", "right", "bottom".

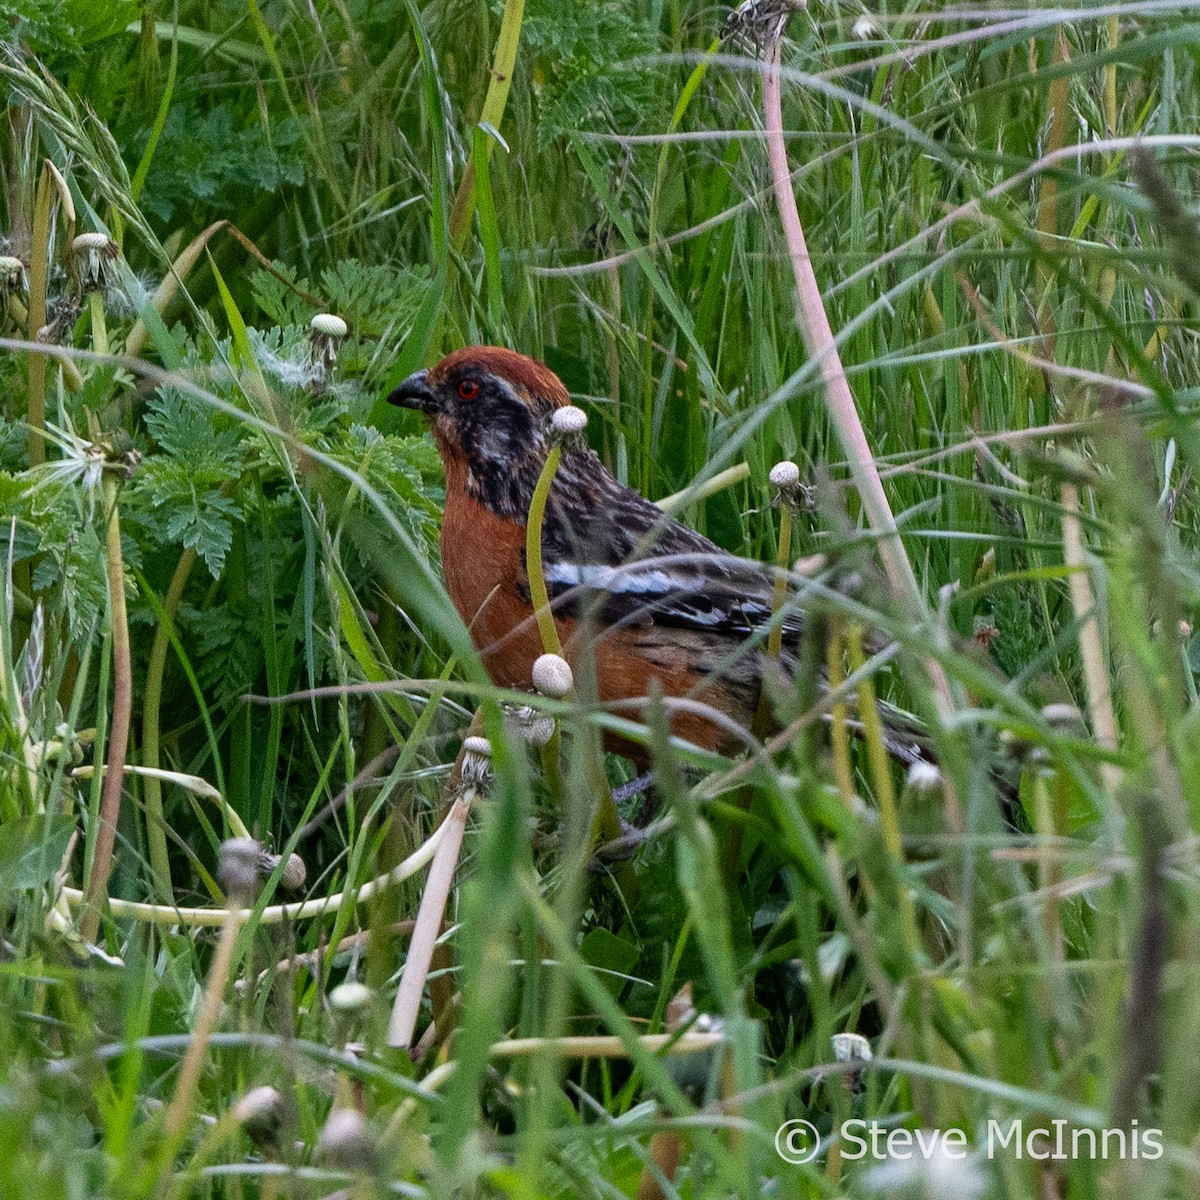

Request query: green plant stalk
[
  {"left": 538, "top": 733, "right": 563, "bottom": 801},
  {"left": 1034, "top": 27, "right": 1071, "bottom": 352},
  {"left": 526, "top": 448, "right": 625, "bottom": 853},
  {"left": 725, "top": 497, "right": 796, "bottom": 883},
  {"left": 764, "top": 505, "right": 792, "bottom": 662},
  {"left": 655, "top": 462, "right": 750, "bottom": 516},
  {"left": 88, "top": 291, "right": 108, "bottom": 357},
  {"left": 826, "top": 616, "right": 856, "bottom": 809},
  {"left": 80, "top": 473, "right": 134, "bottom": 944},
  {"left": 447, "top": 0, "right": 525, "bottom": 254},
  {"left": 1032, "top": 768, "right": 1064, "bottom": 970},
  {"left": 847, "top": 624, "right": 919, "bottom": 957},
  {"left": 1060, "top": 482, "right": 1120, "bottom": 794},
  {"left": 141, "top": 547, "right": 199, "bottom": 901},
  {"left": 525, "top": 445, "right": 565, "bottom": 658},
  {"left": 156, "top": 903, "right": 244, "bottom": 1181},
  {"left": 1103, "top": 16, "right": 1119, "bottom": 136},
  {"left": 26, "top": 163, "right": 52, "bottom": 470}
]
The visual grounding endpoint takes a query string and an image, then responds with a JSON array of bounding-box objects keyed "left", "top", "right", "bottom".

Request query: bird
[{"left": 387, "top": 345, "right": 930, "bottom": 772}]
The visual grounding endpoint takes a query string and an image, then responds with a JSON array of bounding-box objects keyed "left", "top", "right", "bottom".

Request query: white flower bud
[
  {"left": 233, "top": 1085, "right": 284, "bottom": 1152},
  {"left": 832, "top": 1031, "right": 873, "bottom": 1063},
  {"left": 462, "top": 735, "right": 492, "bottom": 759},
  {"left": 329, "top": 980, "right": 374, "bottom": 1013},
  {"left": 507, "top": 705, "right": 556, "bottom": 747},
  {"left": 551, "top": 405, "right": 588, "bottom": 435},
  {"left": 0, "top": 255, "right": 27, "bottom": 292},
  {"left": 317, "top": 1108, "right": 377, "bottom": 1172},
  {"left": 71, "top": 232, "right": 118, "bottom": 288},
  {"left": 310, "top": 312, "right": 347, "bottom": 338},
  {"left": 532, "top": 653, "right": 573, "bottom": 698},
  {"left": 904, "top": 760, "right": 943, "bottom": 794},
  {"left": 218, "top": 838, "right": 261, "bottom": 901},
  {"left": 524, "top": 715, "right": 556, "bottom": 747},
  {"left": 258, "top": 848, "right": 307, "bottom": 891},
  {"left": 853, "top": 14, "right": 878, "bottom": 40},
  {"left": 769, "top": 460, "right": 801, "bottom": 489}
]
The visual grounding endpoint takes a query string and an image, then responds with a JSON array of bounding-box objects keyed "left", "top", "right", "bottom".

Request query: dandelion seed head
[
  {"left": 310, "top": 313, "right": 347, "bottom": 339},
  {"left": 532, "top": 653, "right": 573, "bottom": 698},
  {"left": 552, "top": 405, "right": 588, "bottom": 435},
  {"left": 769, "top": 460, "right": 800, "bottom": 488},
  {"left": 832, "top": 1031, "right": 872, "bottom": 1062},
  {"left": 905, "top": 761, "right": 942, "bottom": 793},
  {"left": 329, "top": 980, "right": 374, "bottom": 1013}
]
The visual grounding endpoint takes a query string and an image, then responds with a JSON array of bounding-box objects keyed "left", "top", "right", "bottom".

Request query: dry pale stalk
[
  {"left": 387, "top": 737, "right": 490, "bottom": 1049},
  {"left": 760, "top": 26, "right": 961, "bottom": 826},
  {"left": 1059, "top": 483, "right": 1120, "bottom": 793},
  {"left": 80, "top": 473, "right": 134, "bottom": 943}
]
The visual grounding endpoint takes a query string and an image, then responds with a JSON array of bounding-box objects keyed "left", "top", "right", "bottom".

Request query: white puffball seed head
[
  {"left": 462, "top": 735, "right": 492, "bottom": 759},
  {"left": 233, "top": 1085, "right": 285, "bottom": 1150},
  {"left": 552, "top": 405, "right": 588, "bottom": 435},
  {"left": 1041, "top": 702, "right": 1085, "bottom": 732},
  {"left": 769, "top": 460, "right": 801, "bottom": 489},
  {"left": 279, "top": 852, "right": 307, "bottom": 891},
  {"left": 0, "top": 256, "right": 26, "bottom": 289},
  {"left": 218, "top": 838, "right": 262, "bottom": 900},
  {"left": 318, "top": 1108, "right": 377, "bottom": 1172},
  {"left": 904, "top": 761, "right": 943, "bottom": 793},
  {"left": 329, "top": 980, "right": 374, "bottom": 1013},
  {"left": 71, "top": 233, "right": 117, "bottom": 287},
  {"left": 853, "top": 14, "right": 877, "bottom": 40},
  {"left": 532, "top": 653, "right": 573, "bottom": 698},
  {"left": 525, "top": 715, "right": 556, "bottom": 748},
  {"left": 832, "top": 1031, "right": 873, "bottom": 1063},
  {"left": 72, "top": 232, "right": 110, "bottom": 253},
  {"left": 310, "top": 312, "right": 347, "bottom": 338}
]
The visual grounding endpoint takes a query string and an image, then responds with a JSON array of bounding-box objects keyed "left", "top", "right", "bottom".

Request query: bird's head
[{"left": 388, "top": 346, "right": 574, "bottom": 517}]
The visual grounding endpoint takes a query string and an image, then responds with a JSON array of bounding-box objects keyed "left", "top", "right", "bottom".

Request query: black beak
[{"left": 387, "top": 369, "right": 437, "bottom": 413}]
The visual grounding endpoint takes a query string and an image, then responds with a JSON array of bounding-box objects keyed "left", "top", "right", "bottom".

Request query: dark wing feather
[{"left": 531, "top": 445, "right": 801, "bottom": 644}]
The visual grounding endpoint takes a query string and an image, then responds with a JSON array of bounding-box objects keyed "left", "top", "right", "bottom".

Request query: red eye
[{"left": 457, "top": 379, "right": 479, "bottom": 400}]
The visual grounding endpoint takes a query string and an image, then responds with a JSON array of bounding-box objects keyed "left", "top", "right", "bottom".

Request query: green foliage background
[{"left": 3, "top": 1, "right": 1200, "bottom": 1197}]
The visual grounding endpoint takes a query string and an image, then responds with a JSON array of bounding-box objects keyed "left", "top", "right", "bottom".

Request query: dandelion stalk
[
  {"left": 526, "top": 444, "right": 565, "bottom": 658},
  {"left": 88, "top": 290, "right": 108, "bottom": 357},
  {"left": 140, "top": 546, "right": 197, "bottom": 900},
  {"left": 827, "top": 615, "right": 855, "bottom": 808},
  {"left": 156, "top": 841, "right": 257, "bottom": 1185},
  {"left": 761, "top": 34, "right": 918, "bottom": 615},
  {"left": 760, "top": 21, "right": 961, "bottom": 792},
  {"left": 79, "top": 470, "right": 134, "bottom": 944},
  {"left": 525, "top": 411, "right": 626, "bottom": 853},
  {"left": 764, "top": 462, "right": 801, "bottom": 662},
  {"left": 388, "top": 737, "right": 488, "bottom": 1049},
  {"left": 847, "top": 624, "right": 919, "bottom": 956},
  {"left": 1060, "top": 483, "right": 1120, "bottom": 792},
  {"left": 25, "top": 162, "right": 52, "bottom": 471},
  {"left": 56, "top": 807, "right": 449, "bottom": 928}
]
